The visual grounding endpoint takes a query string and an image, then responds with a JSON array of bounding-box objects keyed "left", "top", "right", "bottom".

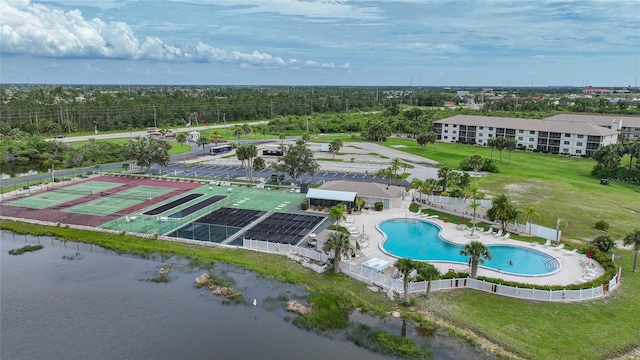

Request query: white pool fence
[{"left": 244, "top": 239, "right": 622, "bottom": 302}]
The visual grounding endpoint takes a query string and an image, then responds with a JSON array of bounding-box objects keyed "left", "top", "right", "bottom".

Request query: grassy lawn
[
  {"left": 68, "top": 138, "right": 193, "bottom": 156},
  {"left": 378, "top": 138, "right": 640, "bottom": 241},
  {"left": 416, "top": 250, "right": 640, "bottom": 360}
]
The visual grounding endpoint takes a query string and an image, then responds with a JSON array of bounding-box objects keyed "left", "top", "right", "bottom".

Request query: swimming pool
[{"left": 379, "top": 218, "right": 560, "bottom": 276}]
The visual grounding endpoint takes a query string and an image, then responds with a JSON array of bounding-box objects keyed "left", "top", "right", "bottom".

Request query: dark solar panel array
[
  {"left": 196, "top": 207, "right": 267, "bottom": 228},
  {"left": 143, "top": 193, "right": 204, "bottom": 216},
  {"left": 244, "top": 213, "right": 326, "bottom": 244},
  {"left": 168, "top": 195, "right": 227, "bottom": 218}
]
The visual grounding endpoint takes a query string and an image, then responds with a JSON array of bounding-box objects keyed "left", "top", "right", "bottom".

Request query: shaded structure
[{"left": 244, "top": 213, "right": 326, "bottom": 245}]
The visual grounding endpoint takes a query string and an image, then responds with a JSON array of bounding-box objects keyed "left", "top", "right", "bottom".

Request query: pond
[{"left": 1, "top": 231, "right": 496, "bottom": 360}]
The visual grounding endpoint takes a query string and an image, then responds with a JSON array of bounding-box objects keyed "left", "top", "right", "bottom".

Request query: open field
[{"left": 375, "top": 138, "right": 639, "bottom": 241}]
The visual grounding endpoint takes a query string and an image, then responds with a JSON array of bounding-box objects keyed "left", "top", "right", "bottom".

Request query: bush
[
  {"left": 592, "top": 235, "right": 616, "bottom": 252},
  {"left": 300, "top": 202, "right": 309, "bottom": 210},
  {"left": 481, "top": 159, "right": 499, "bottom": 173},
  {"left": 408, "top": 203, "right": 419, "bottom": 213},
  {"left": 595, "top": 220, "right": 609, "bottom": 231},
  {"left": 374, "top": 202, "right": 384, "bottom": 211}
]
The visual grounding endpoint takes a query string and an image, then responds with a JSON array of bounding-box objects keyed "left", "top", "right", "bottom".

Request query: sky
[{"left": 1, "top": 0, "right": 639, "bottom": 87}]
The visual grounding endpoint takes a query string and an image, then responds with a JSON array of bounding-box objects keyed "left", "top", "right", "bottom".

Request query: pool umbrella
[{"left": 588, "top": 248, "right": 593, "bottom": 259}]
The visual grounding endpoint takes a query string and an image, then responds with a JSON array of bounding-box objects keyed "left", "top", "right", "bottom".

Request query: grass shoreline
[{"left": 2, "top": 221, "right": 639, "bottom": 359}]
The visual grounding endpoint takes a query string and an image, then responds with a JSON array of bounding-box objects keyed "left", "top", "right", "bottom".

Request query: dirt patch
[{"left": 503, "top": 180, "right": 554, "bottom": 204}]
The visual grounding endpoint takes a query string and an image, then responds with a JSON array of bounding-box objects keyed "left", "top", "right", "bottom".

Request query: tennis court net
[
  {"left": 100, "top": 191, "right": 153, "bottom": 201},
  {"left": 53, "top": 188, "right": 93, "bottom": 196}
]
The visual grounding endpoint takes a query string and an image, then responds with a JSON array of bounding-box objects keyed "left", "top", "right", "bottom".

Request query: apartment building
[
  {"left": 433, "top": 115, "right": 619, "bottom": 157},
  {"left": 545, "top": 114, "right": 640, "bottom": 142}
]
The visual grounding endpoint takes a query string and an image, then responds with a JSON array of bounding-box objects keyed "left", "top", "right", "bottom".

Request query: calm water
[
  {"left": 380, "top": 219, "right": 559, "bottom": 275},
  {"left": 1, "top": 232, "right": 494, "bottom": 360}
]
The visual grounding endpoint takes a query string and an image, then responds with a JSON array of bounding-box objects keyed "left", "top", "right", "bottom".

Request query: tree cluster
[{"left": 591, "top": 140, "right": 640, "bottom": 183}]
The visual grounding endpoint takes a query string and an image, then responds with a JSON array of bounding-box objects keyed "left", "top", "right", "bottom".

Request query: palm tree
[
  {"left": 409, "top": 177, "right": 423, "bottom": 202},
  {"left": 523, "top": 206, "right": 541, "bottom": 234},
  {"left": 279, "top": 133, "right": 286, "bottom": 146},
  {"left": 623, "top": 228, "right": 640, "bottom": 273},
  {"left": 175, "top": 132, "right": 187, "bottom": 174},
  {"left": 197, "top": 135, "right": 209, "bottom": 153},
  {"left": 232, "top": 127, "right": 243, "bottom": 144},
  {"left": 437, "top": 166, "right": 452, "bottom": 193},
  {"left": 328, "top": 204, "right": 347, "bottom": 228},
  {"left": 487, "top": 194, "right": 518, "bottom": 231},
  {"left": 494, "top": 136, "right": 507, "bottom": 162},
  {"left": 301, "top": 132, "right": 311, "bottom": 144},
  {"left": 330, "top": 138, "right": 343, "bottom": 159},
  {"left": 395, "top": 258, "right": 419, "bottom": 306},
  {"left": 506, "top": 138, "right": 517, "bottom": 164},
  {"left": 487, "top": 137, "right": 496, "bottom": 159},
  {"left": 466, "top": 187, "right": 482, "bottom": 237},
  {"left": 468, "top": 155, "right": 483, "bottom": 185},
  {"left": 323, "top": 232, "right": 353, "bottom": 274},
  {"left": 426, "top": 131, "right": 437, "bottom": 152},
  {"left": 460, "top": 241, "right": 491, "bottom": 279},
  {"left": 242, "top": 123, "right": 252, "bottom": 144},
  {"left": 420, "top": 179, "right": 438, "bottom": 203}
]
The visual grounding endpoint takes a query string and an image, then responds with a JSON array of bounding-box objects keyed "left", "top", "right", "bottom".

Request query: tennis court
[
  {"left": 65, "top": 185, "right": 176, "bottom": 216},
  {"left": 5, "top": 181, "right": 125, "bottom": 209},
  {"left": 166, "top": 208, "right": 267, "bottom": 243},
  {"left": 243, "top": 213, "right": 326, "bottom": 245}
]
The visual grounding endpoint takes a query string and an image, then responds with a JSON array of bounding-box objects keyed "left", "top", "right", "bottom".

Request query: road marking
[
  {"left": 342, "top": 173, "right": 347, "bottom": 177},
  {"left": 332, "top": 173, "right": 338, "bottom": 177},
  {"left": 352, "top": 174, "right": 358, "bottom": 178}
]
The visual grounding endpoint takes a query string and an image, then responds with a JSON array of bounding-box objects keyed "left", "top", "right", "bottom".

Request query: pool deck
[{"left": 317, "top": 197, "right": 603, "bottom": 287}]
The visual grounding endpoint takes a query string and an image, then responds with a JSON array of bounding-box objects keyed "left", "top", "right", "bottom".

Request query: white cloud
[{"left": 0, "top": 0, "right": 350, "bottom": 71}]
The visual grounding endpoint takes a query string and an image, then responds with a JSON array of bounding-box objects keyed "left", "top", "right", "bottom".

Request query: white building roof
[
  {"left": 435, "top": 115, "right": 619, "bottom": 137},
  {"left": 306, "top": 188, "right": 357, "bottom": 202},
  {"left": 544, "top": 114, "right": 640, "bottom": 128}
]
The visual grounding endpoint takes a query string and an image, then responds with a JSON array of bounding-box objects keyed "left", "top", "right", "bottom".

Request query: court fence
[{"left": 243, "top": 239, "right": 622, "bottom": 302}]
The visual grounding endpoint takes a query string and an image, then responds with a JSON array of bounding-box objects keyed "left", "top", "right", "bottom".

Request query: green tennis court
[
  {"left": 64, "top": 185, "right": 175, "bottom": 215},
  {"left": 6, "top": 181, "right": 125, "bottom": 209}
]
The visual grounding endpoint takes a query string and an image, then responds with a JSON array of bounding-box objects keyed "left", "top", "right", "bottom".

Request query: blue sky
[{"left": 1, "top": 0, "right": 639, "bottom": 86}]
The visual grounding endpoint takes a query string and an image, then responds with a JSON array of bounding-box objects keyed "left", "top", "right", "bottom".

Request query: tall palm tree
[
  {"left": 465, "top": 187, "right": 482, "bottom": 236},
  {"left": 523, "top": 206, "right": 541, "bottom": 234},
  {"left": 330, "top": 138, "right": 343, "bottom": 159},
  {"left": 328, "top": 204, "right": 347, "bottom": 228},
  {"left": 487, "top": 194, "right": 518, "bottom": 231},
  {"left": 506, "top": 138, "right": 517, "bottom": 164},
  {"left": 426, "top": 131, "right": 437, "bottom": 152},
  {"left": 494, "top": 136, "right": 507, "bottom": 162},
  {"left": 301, "top": 132, "right": 311, "bottom": 144},
  {"left": 279, "top": 133, "right": 286, "bottom": 146},
  {"left": 468, "top": 155, "right": 483, "bottom": 185},
  {"left": 395, "top": 258, "right": 419, "bottom": 305},
  {"left": 623, "top": 228, "right": 640, "bottom": 273},
  {"left": 232, "top": 127, "right": 243, "bottom": 144},
  {"left": 420, "top": 179, "right": 437, "bottom": 203},
  {"left": 460, "top": 241, "right": 491, "bottom": 279},
  {"left": 242, "top": 123, "right": 252, "bottom": 144},
  {"left": 409, "top": 177, "right": 423, "bottom": 202},
  {"left": 323, "top": 232, "right": 352, "bottom": 274},
  {"left": 175, "top": 132, "right": 187, "bottom": 174}
]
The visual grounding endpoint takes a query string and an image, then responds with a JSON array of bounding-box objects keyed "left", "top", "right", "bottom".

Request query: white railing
[{"left": 242, "top": 239, "right": 621, "bottom": 302}]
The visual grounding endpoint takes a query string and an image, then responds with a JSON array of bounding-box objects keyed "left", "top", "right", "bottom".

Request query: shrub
[
  {"left": 595, "top": 220, "right": 609, "bottom": 231},
  {"left": 592, "top": 235, "right": 616, "bottom": 252},
  {"left": 408, "top": 203, "right": 419, "bottom": 213},
  {"left": 481, "top": 159, "right": 499, "bottom": 173},
  {"left": 300, "top": 202, "right": 309, "bottom": 210},
  {"left": 373, "top": 202, "right": 384, "bottom": 211}
]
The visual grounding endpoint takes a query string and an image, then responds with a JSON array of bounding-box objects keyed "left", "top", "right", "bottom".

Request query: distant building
[
  {"left": 433, "top": 115, "right": 619, "bottom": 157},
  {"left": 318, "top": 181, "right": 405, "bottom": 209},
  {"left": 582, "top": 86, "right": 614, "bottom": 94}
]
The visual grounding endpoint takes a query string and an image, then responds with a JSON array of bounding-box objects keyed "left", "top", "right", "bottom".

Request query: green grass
[
  {"left": 415, "top": 249, "right": 640, "bottom": 360},
  {"left": 381, "top": 138, "right": 640, "bottom": 240},
  {"left": 8, "top": 244, "right": 44, "bottom": 255},
  {"left": 67, "top": 137, "right": 193, "bottom": 156},
  {"left": 316, "top": 158, "right": 344, "bottom": 162}
]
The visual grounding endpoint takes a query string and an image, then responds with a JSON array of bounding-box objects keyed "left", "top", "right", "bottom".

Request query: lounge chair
[
  {"left": 427, "top": 215, "right": 439, "bottom": 219},
  {"left": 554, "top": 243, "right": 565, "bottom": 250},
  {"left": 543, "top": 239, "right": 551, "bottom": 246},
  {"left": 345, "top": 218, "right": 355, "bottom": 224},
  {"left": 483, "top": 227, "right": 492, "bottom": 234},
  {"left": 565, "top": 248, "right": 578, "bottom": 255},
  {"left": 494, "top": 229, "right": 503, "bottom": 237},
  {"left": 501, "top": 232, "right": 511, "bottom": 240}
]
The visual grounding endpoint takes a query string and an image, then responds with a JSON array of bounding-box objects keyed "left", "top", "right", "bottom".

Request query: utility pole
[
  {"left": 153, "top": 105, "right": 157, "bottom": 128},
  {"left": 223, "top": 113, "right": 226, "bottom": 136}
]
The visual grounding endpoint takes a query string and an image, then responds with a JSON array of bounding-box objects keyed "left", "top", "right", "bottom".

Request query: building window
[
  {"left": 577, "top": 142, "right": 583, "bottom": 146},
  {"left": 564, "top": 141, "right": 570, "bottom": 145},
  {"left": 452, "top": 131, "right": 457, "bottom": 134},
  {"left": 452, "top": 137, "right": 457, "bottom": 140},
  {"left": 576, "top": 149, "right": 582, "bottom": 154},
  {"left": 530, "top": 131, "right": 535, "bottom": 134},
  {"left": 444, "top": 124, "right": 449, "bottom": 127},
  {"left": 479, "top": 126, "right": 484, "bottom": 130},
  {"left": 518, "top": 137, "right": 523, "bottom": 140},
  {"left": 565, "top": 133, "right": 571, "bottom": 137},
  {"left": 444, "top": 130, "right": 448, "bottom": 133},
  {"left": 577, "top": 134, "right": 584, "bottom": 139},
  {"left": 478, "top": 133, "right": 483, "bottom": 137},
  {"left": 489, "top": 127, "right": 494, "bottom": 130},
  {"left": 452, "top": 124, "right": 457, "bottom": 128},
  {"left": 529, "top": 138, "right": 534, "bottom": 142},
  {"left": 528, "top": 144, "right": 534, "bottom": 149},
  {"left": 519, "top": 130, "right": 524, "bottom": 134},
  {"left": 444, "top": 136, "right": 448, "bottom": 139},
  {"left": 563, "top": 148, "right": 569, "bottom": 153}
]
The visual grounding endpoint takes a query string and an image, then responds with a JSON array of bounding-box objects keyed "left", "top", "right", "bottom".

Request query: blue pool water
[{"left": 379, "top": 219, "right": 560, "bottom": 276}]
